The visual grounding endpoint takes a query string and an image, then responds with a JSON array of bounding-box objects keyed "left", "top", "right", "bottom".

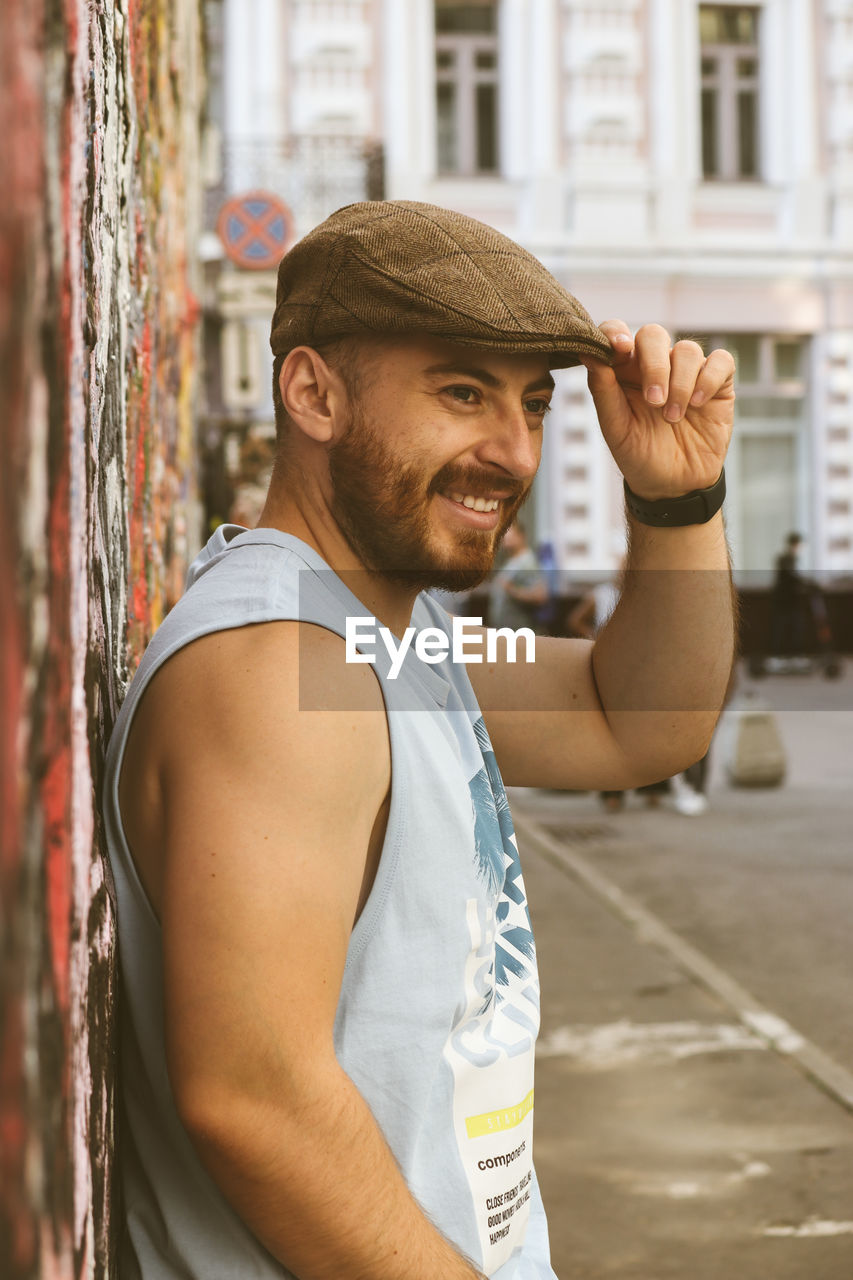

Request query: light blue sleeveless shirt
[{"left": 103, "top": 526, "right": 556, "bottom": 1279}]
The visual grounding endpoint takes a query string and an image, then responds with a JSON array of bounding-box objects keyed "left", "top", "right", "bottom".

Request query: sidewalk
[{"left": 515, "top": 796, "right": 853, "bottom": 1280}]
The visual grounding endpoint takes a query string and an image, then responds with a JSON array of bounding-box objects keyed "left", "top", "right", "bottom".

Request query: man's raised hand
[{"left": 582, "top": 320, "right": 735, "bottom": 503}]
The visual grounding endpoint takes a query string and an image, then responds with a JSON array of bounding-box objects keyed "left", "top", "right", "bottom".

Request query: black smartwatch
[{"left": 623, "top": 470, "right": 726, "bottom": 528}]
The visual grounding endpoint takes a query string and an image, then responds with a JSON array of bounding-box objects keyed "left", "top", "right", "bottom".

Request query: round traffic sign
[{"left": 217, "top": 191, "right": 294, "bottom": 270}]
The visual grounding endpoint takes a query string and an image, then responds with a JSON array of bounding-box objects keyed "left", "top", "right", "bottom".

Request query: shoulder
[{"left": 146, "top": 620, "right": 389, "bottom": 790}]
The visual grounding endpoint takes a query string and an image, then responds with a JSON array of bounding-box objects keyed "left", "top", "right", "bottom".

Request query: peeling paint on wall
[{"left": 0, "top": 3, "right": 204, "bottom": 1277}]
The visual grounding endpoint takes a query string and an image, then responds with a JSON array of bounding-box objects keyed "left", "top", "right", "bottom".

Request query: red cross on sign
[{"left": 217, "top": 191, "right": 294, "bottom": 270}]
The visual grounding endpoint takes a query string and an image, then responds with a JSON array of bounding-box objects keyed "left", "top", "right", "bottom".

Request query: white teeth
[{"left": 448, "top": 492, "right": 499, "bottom": 512}]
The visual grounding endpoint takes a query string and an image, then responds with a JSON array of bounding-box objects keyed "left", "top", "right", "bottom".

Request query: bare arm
[
  {"left": 590, "top": 512, "right": 735, "bottom": 779},
  {"left": 469, "top": 323, "right": 736, "bottom": 790},
  {"left": 159, "top": 622, "right": 486, "bottom": 1280},
  {"left": 582, "top": 323, "right": 736, "bottom": 775}
]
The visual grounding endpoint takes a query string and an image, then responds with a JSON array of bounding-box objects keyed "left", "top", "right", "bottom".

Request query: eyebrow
[{"left": 422, "top": 362, "right": 556, "bottom": 396}]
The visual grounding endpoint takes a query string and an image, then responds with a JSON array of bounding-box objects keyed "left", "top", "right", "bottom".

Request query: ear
[{"left": 278, "top": 346, "right": 350, "bottom": 444}]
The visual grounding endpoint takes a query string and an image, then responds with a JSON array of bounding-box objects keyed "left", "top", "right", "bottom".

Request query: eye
[
  {"left": 523, "top": 397, "right": 552, "bottom": 417},
  {"left": 444, "top": 385, "right": 482, "bottom": 405}
]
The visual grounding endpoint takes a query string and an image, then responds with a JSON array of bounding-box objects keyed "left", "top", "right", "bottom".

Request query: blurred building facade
[{"left": 203, "top": 0, "right": 853, "bottom": 579}]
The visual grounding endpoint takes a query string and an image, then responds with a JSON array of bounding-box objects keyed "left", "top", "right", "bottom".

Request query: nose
[{"left": 474, "top": 405, "right": 542, "bottom": 482}]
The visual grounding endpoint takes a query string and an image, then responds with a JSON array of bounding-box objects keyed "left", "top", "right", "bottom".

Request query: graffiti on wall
[{"left": 0, "top": 2, "right": 204, "bottom": 1277}]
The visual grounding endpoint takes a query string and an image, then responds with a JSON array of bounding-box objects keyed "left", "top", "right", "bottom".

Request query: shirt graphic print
[{"left": 442, "top": 716, "right": 540, "bottom": 1273}]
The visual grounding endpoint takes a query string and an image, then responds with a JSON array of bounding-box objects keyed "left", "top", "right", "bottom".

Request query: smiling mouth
[{"left": 446, "top": 491, "right": 501, "bottom": 513}]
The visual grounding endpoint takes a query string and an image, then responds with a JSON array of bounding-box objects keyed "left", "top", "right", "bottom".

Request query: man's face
[{"left": 327, "top": 337, "right": 553, "bottom": 592}]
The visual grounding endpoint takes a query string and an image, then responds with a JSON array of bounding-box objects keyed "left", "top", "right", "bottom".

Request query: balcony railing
[{"left": 204, "top": 134, "right": 385, "bottom": 237}]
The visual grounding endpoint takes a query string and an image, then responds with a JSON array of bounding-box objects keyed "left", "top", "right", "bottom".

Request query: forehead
[{"left": 366, "top": 335, "right": 554, "bottom": 389}]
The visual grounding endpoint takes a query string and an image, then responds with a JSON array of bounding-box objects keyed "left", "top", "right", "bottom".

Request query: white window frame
[
  {"left": 699, "top": 5, "right": 762, "bottom": 181},
  {"left": 696, "top": 332, "right": 810, "bottom": 576},
  {"left": 434, "top": 3, "right": 500, "bottom": 176}
]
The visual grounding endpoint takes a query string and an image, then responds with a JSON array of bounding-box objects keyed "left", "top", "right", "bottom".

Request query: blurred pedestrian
[
  {"left": 488, "top": 519, "right": 548, "bottom": 631},
  {"left": 770, "top": 531, "right": 807, "bottom": 656}
]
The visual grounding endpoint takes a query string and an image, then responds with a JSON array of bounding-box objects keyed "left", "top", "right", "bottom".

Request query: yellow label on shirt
[{"left": 465, "top": 1089, "right": 534, "bottom": 1139}]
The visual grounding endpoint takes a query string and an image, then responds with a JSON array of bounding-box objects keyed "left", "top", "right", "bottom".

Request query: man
[
  {"left": 488, "top": 520, "right": 548, "bottom": 632},
  {"left": 104, "top": 201, "right": 736, "bottom": 1279},
  {"left": 770, "top": 530, "right": 807, "bottom": 656}
]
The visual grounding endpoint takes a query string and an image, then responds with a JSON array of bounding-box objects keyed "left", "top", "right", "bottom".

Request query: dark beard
[{"left": 327, "top": 409, "right": 528, "bottom": 593}]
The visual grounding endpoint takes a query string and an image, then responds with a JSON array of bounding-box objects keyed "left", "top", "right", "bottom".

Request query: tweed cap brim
[{"left": 270, "top": 200, "right": 613, "bottom": 370}]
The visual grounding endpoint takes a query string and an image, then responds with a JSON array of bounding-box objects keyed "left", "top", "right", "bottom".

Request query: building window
[
  {"left": 699, "top": 5, "right": 761, "bottom": 180},
  {"left": 686, "top": 333, "right": 808, "bottom": 571},
  {"left": 435, "top": 1, "right": 499, "bottom": 175}
]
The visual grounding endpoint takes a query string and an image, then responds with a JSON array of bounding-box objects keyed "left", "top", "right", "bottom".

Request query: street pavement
[{"left": 512, "top": 661, "right": 853, "bottom": 1279}]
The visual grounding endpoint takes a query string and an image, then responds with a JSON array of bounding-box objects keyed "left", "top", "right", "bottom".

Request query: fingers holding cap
[
  {"left": 688, "top": 346, "right": 737, "bottom": 407},
  {"left": 664, "top": 339, "right": 707, "bottom": 422},
  {"left": 632, "top": 323, "right": 676, "bottom": 406},
  {"left": 596, "top": 319, "right": 635, "bottom": 362}
]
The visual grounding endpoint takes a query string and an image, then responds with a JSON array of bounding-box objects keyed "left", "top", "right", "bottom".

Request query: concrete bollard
[{"left": 720, "top": 694, "right": 787, "bottom": 788}]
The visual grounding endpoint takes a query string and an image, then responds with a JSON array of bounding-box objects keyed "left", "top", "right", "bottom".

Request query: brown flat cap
[{"left": 270, "top": 200, "right": 612, "bottom": 369}]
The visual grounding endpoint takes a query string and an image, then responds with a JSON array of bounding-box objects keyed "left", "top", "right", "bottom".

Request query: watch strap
[{"left": 623, "top": 469, "right": 726, "bottom": 527}]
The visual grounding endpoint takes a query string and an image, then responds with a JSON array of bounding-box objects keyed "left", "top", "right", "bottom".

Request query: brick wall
[{"left": 0, "top": 2, "right": 204, "bottom": 1275}]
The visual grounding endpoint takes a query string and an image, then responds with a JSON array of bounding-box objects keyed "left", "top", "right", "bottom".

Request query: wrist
[{"left": 625, "top": 508, "right": 731, "bottom": 572}]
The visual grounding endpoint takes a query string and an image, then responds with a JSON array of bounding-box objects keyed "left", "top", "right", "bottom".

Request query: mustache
[{"left": 428, "top": 464, "right": 528, "bottom": 502}]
